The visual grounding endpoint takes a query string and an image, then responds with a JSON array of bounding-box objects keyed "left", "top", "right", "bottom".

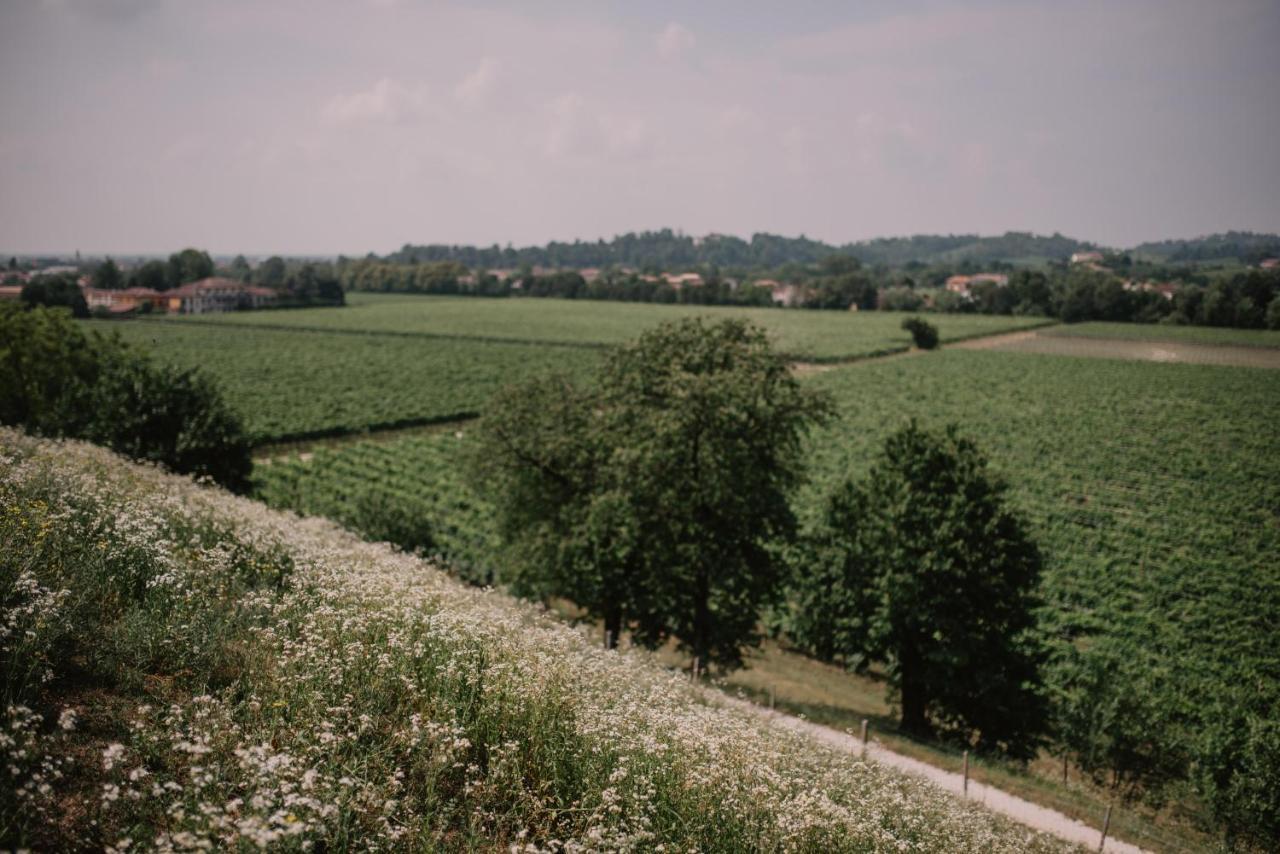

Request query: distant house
[
  {"left": 0, "top": 285, "right": 23, "bottom": 301},
  {"left": 165, "top": 278, "right": 277, "bottom": 314},
  {"left": 753, "top": 278, "right": 803, "bottom": 307},
  {"left": 970, "top": 273, "right": 1009, "bottom": 287},
  {"left": 1070, "top": 251, "right": 1104, "bottom": 265},
  {"left": 665, "top": 272, "right": 704, "bottom": 290},
  {"left": 579, "top": 267, "right": 602, "bottom": 283},
  {"left": 1122, "top": 280, "right": 1178, "bottom": 301},
  {"left": 945, "top": 275, "right": 972, "bottom": 296},
  {"left": 1260, "top": 258, "right": 1279, "bottom": 270}
]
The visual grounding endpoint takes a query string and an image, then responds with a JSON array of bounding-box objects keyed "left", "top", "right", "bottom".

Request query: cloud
[
  {"left": 656, "top": 22, "right": 696, "bottom": 59},
  {"left": 454, "top": 57, "right": 501, "bottom": 106},
  {"left": 320, "top": 78, "right": 427, "bottom": 126}
]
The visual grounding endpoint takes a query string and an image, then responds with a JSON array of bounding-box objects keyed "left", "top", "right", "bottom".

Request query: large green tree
[
  {"left": 790, "top": 421, "right": 1046, "bottom": 757},
  {"left": 166, "top": 248, "right": 215, "bottom": 287},
  {"left": 473, "top": 318, "right": 830, "bottom": 667}
]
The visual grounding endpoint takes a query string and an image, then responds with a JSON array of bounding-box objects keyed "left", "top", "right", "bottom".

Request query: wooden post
[
  {"left": 691, "top": 657, "right": 700, "bottom": 683},
  {"left": 1098, "top": 804, "right": 1112, "bottom": 853},
  {"left": 860, "top": 719, "right": 869, "bottom": 757},
  {"left": 962, "top": 750, "right": 969, "bottom": 796},
  {"left": 1063, "top": 754, "right": 1069, "bottom": 785},
  {"left": 769, "top": 684, "right": 775, "bottom": 710},
  {"left": 604, "top": 630, "right": 612, "bottom": 650}
]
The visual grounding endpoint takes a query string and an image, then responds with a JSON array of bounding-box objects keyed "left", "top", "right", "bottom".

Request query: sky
[{"left": 2, "top": 0, "right": 1278, "bottom": 255}]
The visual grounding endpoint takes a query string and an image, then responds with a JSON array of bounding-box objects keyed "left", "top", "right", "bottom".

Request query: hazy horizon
[{"left": 3, "top": 0, "right": 1279, "bottom": 256}]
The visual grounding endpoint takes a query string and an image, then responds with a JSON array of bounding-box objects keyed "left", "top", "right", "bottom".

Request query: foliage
[
  {"left": 901, "top": 316, "right": 939, "bottom": 349},
  {"left": 20, "top": 275, "right": 88, "bottom": 317},
  {"left": 0, "top": 429, "right": 1067, "bottom": 852},
  {"left": 166, "top": 247, "right": 215, "bottom": 288},
  {"left": 790, "top": 422, "right": 1046, "bottom": 757},
  {"left": 93, "top": 258, "right": 123, "bottom": 290},
  {"left": 0, "top": 304, "right": 250, "bottom": 490},
  {"left": 472, "top": 319, "right": 831, "bottom": 667}
]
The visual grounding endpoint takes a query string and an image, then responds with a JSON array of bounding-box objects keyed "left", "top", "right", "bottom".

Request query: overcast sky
[{"left": 2, "top": 0, "right": 1278, "bottom": 255}]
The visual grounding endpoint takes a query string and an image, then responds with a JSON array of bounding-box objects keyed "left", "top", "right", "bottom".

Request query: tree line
[{"left": 340, "top": 253, "right": 1280, "bottom": 331}]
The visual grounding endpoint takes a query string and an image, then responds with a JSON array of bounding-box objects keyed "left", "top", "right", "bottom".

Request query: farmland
[
  {"left": 258, "top": 348, "right": 1280, "bottom": 701},
  {"left": 256, "top": 346, "right": 1280, "bottom": 847},
  {"left": 1042, "top": 321, "right": 1280, "bottom": 348},
  {"left": 86, "top": 320, "right": 598, "bottom": 442},
  {"left": 151, "top": 292, "right": 1052, "bottom": 361}
]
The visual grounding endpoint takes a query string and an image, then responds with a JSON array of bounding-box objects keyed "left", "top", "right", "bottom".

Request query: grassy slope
[
  {"left": 85, "top": 320, "right": 599, "bottom": 443},
  {"left": 152, "top": 292, "right": 1052, "bottom": 360},
  {"left": 0, "top": 430, "right": 1066, "bottom": 852},
  {"left": 1043, "top": 322, "right": 1280, "bottom": 348}
]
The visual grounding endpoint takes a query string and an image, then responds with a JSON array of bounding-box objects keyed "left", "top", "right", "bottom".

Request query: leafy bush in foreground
[
  {"left": 0, "top": 430, "right": 1066, "bottom": 852},
  {"left": 0, "top": 304, "right": 251, "bottom": 490}
]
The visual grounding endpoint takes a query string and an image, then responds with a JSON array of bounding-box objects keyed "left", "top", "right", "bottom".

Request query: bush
[
  {"left": 901, "top": 316, "right": 939, "bottom": 349},
  {"left": 0, "top": 303, "right": 251, "bottom": 491}
]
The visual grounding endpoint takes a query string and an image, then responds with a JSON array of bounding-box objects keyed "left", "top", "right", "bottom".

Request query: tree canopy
[
  {"left": 472, "top": 318, "right": 830, "bottom": 668},
  {"left": 790, "top": 421, "right": 1046, "bottom": 757}
]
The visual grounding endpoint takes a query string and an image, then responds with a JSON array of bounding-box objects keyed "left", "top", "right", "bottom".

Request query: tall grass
[{"left": 1, "top": 429, "right": 1067, "bottom": 851}]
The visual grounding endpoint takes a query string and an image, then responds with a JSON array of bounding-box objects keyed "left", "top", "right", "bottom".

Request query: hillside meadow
[{"left": 0, "top": 429, "right": 1068, "bottom": 852}]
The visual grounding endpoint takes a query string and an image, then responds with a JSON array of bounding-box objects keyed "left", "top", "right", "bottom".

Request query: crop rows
[
  {"left": 1043, "top": 321, "right": 1280, "bottom": 349},
  {"left": 257, "top": 349, "right": 1280, "bottom": 765},
  {"left": 254, "top": 430, "right": 498, "bottom": 584},
  {"left": 88, "top": 320, "right": 600, "bottom": 442},
  {"left": 154, "top": 292, "right": 1052, "bottom": 361}
]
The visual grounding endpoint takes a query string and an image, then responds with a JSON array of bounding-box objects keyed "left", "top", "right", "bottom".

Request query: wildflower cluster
[{"left": 0, "top": 429, "right": 1068, "bottom": 851}]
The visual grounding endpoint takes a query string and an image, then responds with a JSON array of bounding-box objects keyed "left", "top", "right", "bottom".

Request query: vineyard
[
  {"left": 87, "top": 320, "right": 598, "bottom": 442},
  {"left": 150, "top": 292, "right": 1052, "bottom": 361},
  {"left": 255, "top": 347, "right": 1280, "bottom": 840},
  {"left": 255, "top": 430, "right": 498, "bottom": 583},
  {"left": 1042, "top": 321, "right": 1280, "bottom": 348}
]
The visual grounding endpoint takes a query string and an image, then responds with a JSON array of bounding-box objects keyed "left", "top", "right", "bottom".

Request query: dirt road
[{"left": 724, "top": 697, "right": 1148, "bottom": 853}]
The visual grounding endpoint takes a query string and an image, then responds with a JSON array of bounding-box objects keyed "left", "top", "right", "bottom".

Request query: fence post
[
  {"left": 963, "top": 750, "right": 969, "bottom": 796},
  {"left": 604, "top": 630, "right": 612, "bottom": 650},
  {"left": 860, "top": 719, "right": 869, "bottom": 758},
  {"left": 769, "top": 684, "right": 775, "bottom": 710},
  {"left": 1063, "top": 754, "right": 1069, "bottom": 785},
  {"left": 691, "top": 657, "right": 700, "bottom": 683},
  {"left": 1098, "top": 804, "right": 1112, "bottom": 853}
]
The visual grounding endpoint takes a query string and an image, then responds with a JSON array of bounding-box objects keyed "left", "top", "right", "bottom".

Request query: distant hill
[
  {"left": 1130, "top": 231, "right": 1280, "bottom": 263},
  {"left": 386, "top": 229, "right": 1280, "bottom": 271},
  {"left": 386, "top": 229, "right": 1097, "bottom": 271}
]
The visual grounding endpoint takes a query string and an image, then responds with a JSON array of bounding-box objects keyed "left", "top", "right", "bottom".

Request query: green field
[
  {"left": 255, "top": 430, "right": 498, "bottom": 582},
  {"left": 150, "top": 292, "right": 1052, "bottom": 361},
  {"left": 1044, "top": 321, "right": 1280, "bottom": 348},
  {"left": 88, "top": 320, "right": 599, "bottom": 442},
  {"left": 258, "top": 350, "right": 1280, "bottom": 700}
]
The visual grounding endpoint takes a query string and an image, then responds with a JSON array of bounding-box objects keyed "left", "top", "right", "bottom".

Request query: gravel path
[{"left": 725, "top": 697, "right": 1148, "bottom": 853}]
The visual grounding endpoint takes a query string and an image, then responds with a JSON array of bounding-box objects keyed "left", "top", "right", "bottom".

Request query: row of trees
[
  {"left": 0, "top": 303, "right": 252, "bottom": 490},
  {"left": 385, "top": 229, "right": 1098, "bottom": 270},
  {"left": 472, "top": 319, "right": 1045, "bottom": 752},
  {"left": 87, "top": 249, "right": 344, "bottom": 308}
]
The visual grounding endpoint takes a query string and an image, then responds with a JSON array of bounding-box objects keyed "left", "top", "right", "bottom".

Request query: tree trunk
[
  {"left": 692, "top": 567, "right": 711, "bottom": 669},
  {"left": 899, "top": 643, "right": 931, "bottom": 736},
  {"left": 603, "top": 603, "right": 622, "bottom": 649}
]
